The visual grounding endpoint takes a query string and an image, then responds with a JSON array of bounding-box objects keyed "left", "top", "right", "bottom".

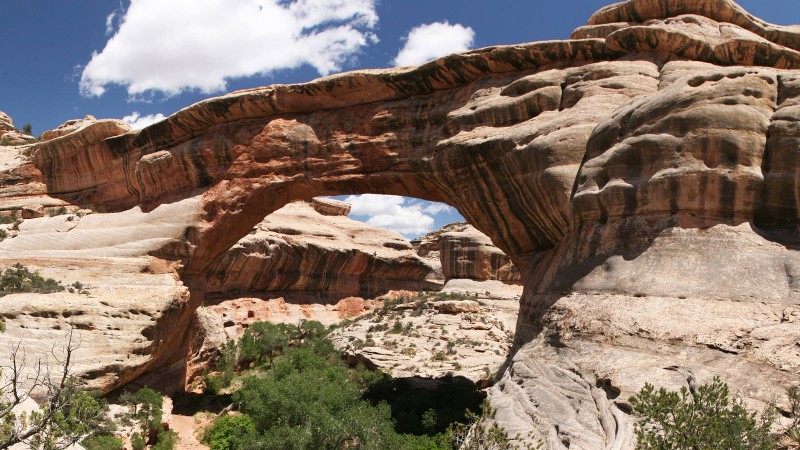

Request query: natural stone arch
[
  {"left": 11, "top": 0, "right": 800, "bottom": 447},
  {"left": 29, "top": 43, "right": 612, "bottom": 281}
]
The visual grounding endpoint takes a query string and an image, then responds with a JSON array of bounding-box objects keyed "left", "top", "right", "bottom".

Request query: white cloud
[
  {"left": 122, "top": 111, "right": 166, "bottom": 129},
  {"left": 81, "top": 0, "right": 379, "bottom": 97},
  {"left": 392, "top": 21, "right": 475, "bottom": 67},
  {"left": 422, "top": 202, "right": 453, "bottom": 215},
  {"left": 105, "top": 3, "right": 125, "bottom": 36},
  {"left": 345, "top": 194, "right": 453, "bottom": 237}
]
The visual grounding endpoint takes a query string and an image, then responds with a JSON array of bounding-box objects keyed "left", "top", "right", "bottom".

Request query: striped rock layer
[{"left": 1, "top": 0, "right": 799, "bottom": 448}]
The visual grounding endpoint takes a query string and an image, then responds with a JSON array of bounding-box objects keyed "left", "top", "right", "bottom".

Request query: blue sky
[{"left": 1, "top": 0, "right": 798, "bottom": 237}]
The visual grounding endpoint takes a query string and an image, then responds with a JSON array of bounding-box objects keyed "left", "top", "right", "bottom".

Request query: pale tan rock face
[
  {"left": 39, "top": 115, "right": 104, "bottom": 142},
  {"left": 0, "top": 112, "right": 35, "bottom": 146},
  {"left": 0, "top": 112, "right": 13, "bottom": 133},
  {"left": 205, "top": 201, "right": 440, "bottom": 295},
  {"left": 0, "top": 0, "right": 799, "bottom": 448},
  {"left": 438, "top": 225, "right": 520, "bottom": 282},
  {"left": 329, "top": 286, "right": 521, "bottom": 385},
  {"left": 0, "top": 200, "right": 202, "bottom": 392},
  {"left": 309, "top": 197, "right": 350, "bottom": 216}
]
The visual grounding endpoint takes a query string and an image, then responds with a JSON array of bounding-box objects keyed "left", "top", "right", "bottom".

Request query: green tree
[
  {"left": 21, "top": 124, "right": 31, "bottom": 135},
  {"left": 238, "top": 322, "right": 291, "bottom": 368},
  {"left": 82, "top": 433, "right": 123, "bottom": 450},
  {"left": 0, "top": 330, "right": 105, "bottom": 449},
  {"left": 204, "top": 415, "right": 256, "bottom": 450},
  {"left": 230, "top": 348, "right": 421, "bottom": 450},
  {"left": 0, "top": 263, "right": 63, "bottom": 296},
  {"left": 134, "top": 386, "right": 163, "bottom": 443},
  {"left": 120, "top": 386, "right": 164, "bottom": 445},
  {"left": 630, "top": 377, "right": 775, "bottom": 449}
]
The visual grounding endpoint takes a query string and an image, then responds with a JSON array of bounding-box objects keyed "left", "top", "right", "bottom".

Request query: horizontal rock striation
[
  {"left": 438, "top": 224, "right": 520, "bottom": 282},
  {"left": 205, "top": 200, "right": 440, "bottom": 296}
]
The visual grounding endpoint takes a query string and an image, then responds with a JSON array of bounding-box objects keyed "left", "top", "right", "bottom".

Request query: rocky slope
[
  {"left": 0, "top": 0, "right": 798, "bottom": 448},
  {"left": 0, "top": 198, "right": 439, "bottom": 393},
  {"left": 329, "top": 282, "right": 522, "bottom": 386}
]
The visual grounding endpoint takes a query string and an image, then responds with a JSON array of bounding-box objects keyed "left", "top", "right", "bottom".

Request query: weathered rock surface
[
  {"left": 329, "top": 286, "right": 520, "bottom": 384},
  {"left": 39, "top": 115, "right": 108, "bottom": 142},
  {"left": 309, "top": 197, "right": 351, "bottom": 216},
  {"left": 0, "top": 112, "right": 35, "bottom": 146},
  {"left": 205, "top": 200, "right": 440, "bottom": 295},
  {"left": 0, "top": 200, "right": 201, "bottom": 392},
  {"left": 0, "top": 112, "right": 13, "bottom": 133},
  {"left": 439, "top": 224, "right": 520, "bottom": 282},
  {"left": 0, "top": 0, "right": 799, "bottom": 448}
]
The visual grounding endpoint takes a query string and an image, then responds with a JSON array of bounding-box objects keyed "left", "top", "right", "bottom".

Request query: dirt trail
[{"left": 168, "top": 413, "right": 209, "bottom": 450}]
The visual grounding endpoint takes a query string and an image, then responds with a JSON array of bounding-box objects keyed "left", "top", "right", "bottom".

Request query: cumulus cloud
[
  {"left": 344, "top": 194, "right": 452, "bottom": 237},
  {"left": 392, "top": 21, "right": 475, "bottom": 67},
  {"left": 81, "top": 0, "right": 379, "bottom": 97},
  {"left": 122, "top": 111, "right": 166, "bottom": 129}
]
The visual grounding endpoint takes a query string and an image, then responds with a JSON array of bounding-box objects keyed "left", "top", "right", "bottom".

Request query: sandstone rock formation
[
  {"left": 329, "top": 287, "right": 520, "bottom": 385},
  {"left": 0, "top": 112, "right": 35, "bottom": 146},
  {"left": 438, "top": 224, "right": 520, "bottom": 282},
  {"left": 413, "top": 222, "right": 520, "bottom": 282},
  {"left": 0, "top": 0, "right": 799, "bottom": 448},
  {"left": 39, "top": 115, "right": 107, "bottom": 142},
  {"left": 205, "top": 200, "right": 439, "bottom": 295},
  {"left": 187, "top": 199, "right": 441, "bottom": 380}
]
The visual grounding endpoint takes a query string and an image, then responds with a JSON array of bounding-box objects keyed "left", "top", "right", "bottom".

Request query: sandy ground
[{"left": 168, "top": 413, "right": 209, "bottom": 450}]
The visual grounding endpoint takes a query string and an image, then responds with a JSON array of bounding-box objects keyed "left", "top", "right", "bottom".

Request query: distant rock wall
[
  {"left": 416, "top": 223, "right": 520, "bottom": 282},
  {"left": 206, "top": 200, "right": 440, "bottom": 296},
  {"left": 0, "top": 0, "right": 799, "bottom": 447}
]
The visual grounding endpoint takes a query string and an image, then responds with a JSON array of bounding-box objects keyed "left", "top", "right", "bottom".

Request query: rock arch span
[{"left": 4, "top": 0, "right": 800, "bottom": 447}]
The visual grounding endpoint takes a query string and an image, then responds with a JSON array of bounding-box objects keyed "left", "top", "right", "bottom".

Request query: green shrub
[
  {"left": 49, "top": 206, "right": 69, "bottom": 217},
  {"left": 82, "top": 434, "right": 123, "bottom": 450},
  {"left": 0, "top": 263, "right": 64, "bottom": 296},
  {"left": 0, "top": 213, "right": 15, "bottom": 225},
  {"left": 630, "top": 377, "right": 775, "bottom": 449},
  {"left": 204, "top": 414, "right": 256, "bottom": 450},
  {"left": 151, "top": 429, "right": 178, "bottom": 450},
  {"left": 785, "top": 385, "right": 800, "bottom": 445},
  {"left": 130, "top": 434, "right": 146, "bottom": 450},
  {"left": 204, "top": 371, "right": 234, "bottom": 395}
]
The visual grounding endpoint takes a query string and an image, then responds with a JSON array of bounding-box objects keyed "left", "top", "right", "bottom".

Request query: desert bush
[
  {"left": 784, "top": 385, "right": 800, "bottom": 447},
  {"left": 130, "top": 434, "right": 146, "bottom": 450},
  {"left": 151, "top": 429, "right": 178, "bottom": 450},
  {"left": 0, "top": 263, "right": 64, "bottom": 296},
  {"left": 82, "top": 434, "right": 123, "bottom": 450},
  {"left": 630, "top": 377, "right": 775, "bottom": 449},
  {"left": 0, "top": 212, "right": 16, "bottom": 225},
  {"left": 204, "top": 414, "right": 256, "bottom": 450},
  {"left": 446, "top": 400, "right": 540, "bottom": 450},
  {"left": 48, "top": 206, "right": 68, "bottom": 217}
]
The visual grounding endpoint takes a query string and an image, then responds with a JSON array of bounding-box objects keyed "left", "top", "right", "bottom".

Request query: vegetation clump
[
  {"left": 0, "top": 263, "right": 64, "bottom": 296},
  {"left": 118, "top": 386, "right": 177, "bottom": 450},
  {"left": 0, "top": 263, "right": 89, "bottom": 296},
  {"left": 48, "top": 206, "right": 69, "bottom": 217},
  {"left": 630, "top": 377, "right": 776, "bottom": 449},
  {"left": 202, "top": 319, "right": 531, "bottom": 450}
]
